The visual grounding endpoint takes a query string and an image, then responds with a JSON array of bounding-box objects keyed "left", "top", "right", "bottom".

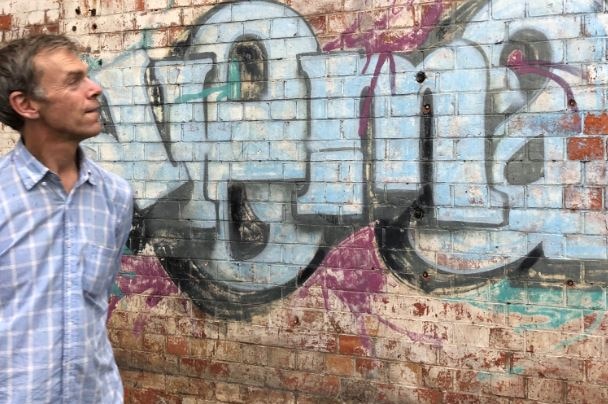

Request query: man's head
[
  {"left": 0, "top": 34, "right": 78, "bottom": 131},
  {"left": 0, "top": 34, "right": 102, "bottom": 140}
]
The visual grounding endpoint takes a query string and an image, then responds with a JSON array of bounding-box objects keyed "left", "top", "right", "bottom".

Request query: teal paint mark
[
  {"left": 111, "top": 283, "right": 124, "bottom": 298},
  {"left": 175, "top": 59, "right": 241, "bottom": 103},
  {"left": 167, "top": 0, "right": 175, "bottom": 8},
  {"left": 84, "top": 29, "right": 154, "bottom": 74},
  {"left": 455, "top": 279, "right": 586, "bottom": 333},
  {"left": 555, "top": 309, "right": 605, "bottom": 350},
  {"left": 567, "top": 287, "right": 605, "bottom": 310},
  {"left": 175, "top": 85, "right": 231, "bottom": 103},
  {"left": 511, "top": 366, "right": 525, "bottom": 375},
  {"left": 228, "top": 58, "right": 241, "bottom": 99},
  {"left": 488, "top": 280, "right": 525, "bottom": 304},
  {"left": 508, "top": 304, "right": 582, "bottom": 333},
  {"left": 458, "top": 279, "right": 607, "bottom": 360},
  {"left": 526, "top": 284, "right": 564, "bottom": 306},
  {"left": 119, "top": 271, "right": 137, "bottom": 280},
  {"left": 476, "top": 372, "right": 492, "bottom": 381},
  {"left": 82, "top": 54, "right": 104, "bottom": 72}
]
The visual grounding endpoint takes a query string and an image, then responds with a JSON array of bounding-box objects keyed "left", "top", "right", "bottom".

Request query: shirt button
[{"left": 42, "top": 181, "right": 47, "bottom": 186}]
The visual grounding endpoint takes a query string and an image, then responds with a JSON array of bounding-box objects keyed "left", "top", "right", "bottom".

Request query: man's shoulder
[
  {"left": 86, "top": 158, "right": 133, "bottom": 199},
  {"left": 0, "top": 148, "right": 15, "bottom": 168},
  {"left": 0, "top": 149, "right": 19, "bottom": 182}
]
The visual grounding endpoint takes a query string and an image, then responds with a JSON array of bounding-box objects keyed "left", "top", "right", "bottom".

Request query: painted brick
[
  {"left": 584, "top": 112, "right": 608, "bottom": 135},
  {"left": 482, "top": 373, "right": 525, "bottom": 398},
  {"left": 325, "top": 354, "right": 354, "bottom": 376},
  {"left": 387, "top": 361, "right": 422, "bottom": 386},
  {"left": 124, "top": 387, "right": 181, "bottom": 404},
  {"left": 567, "top": 136, "right": 604, "bottom": 160},
  {"left": 3, "top": 0, "right": 608, "bottom": 402},
  {"left": 338, "top": 334, "right": 372, "bottom": 356},
  {"left": 0, "top": 15, "right": 12, "bottom": 30},
  {"left": 564, "top": 186, "right": 603, "bottom": 210},
  {"left": 527, "top": 377, "right": 565, "bottom": 402},
  {"left": 422, "top": 365, "right": 453, "bottom": 390},
  {"left": 511, "top": 354, "right": 585, "bottom": 381},
  {"left": 566, "top": 382, "right": 608, "bottom": 404}
]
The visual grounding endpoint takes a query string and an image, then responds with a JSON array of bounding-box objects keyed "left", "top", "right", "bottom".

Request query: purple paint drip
[
  {"left": 323, "top": 0, "right": 445, "bottom": 138},
  {"left": 108, "top": 255, "right": 179, "bottom": 318},
  {"left": 298, "top": 227, "right": 444, "bottom": 350},
  {"left": 507, "top": 49, "right": 579, "bottom": 111}
]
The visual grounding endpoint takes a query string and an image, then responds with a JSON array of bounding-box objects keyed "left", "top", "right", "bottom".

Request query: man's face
[{"left": 32, "top": 48, "right": 103, "bottom": 141}]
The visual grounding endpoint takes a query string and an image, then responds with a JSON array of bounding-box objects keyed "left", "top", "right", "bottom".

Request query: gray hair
[{"left": 0, "top": 34, "right": 79, "bottom": 131}]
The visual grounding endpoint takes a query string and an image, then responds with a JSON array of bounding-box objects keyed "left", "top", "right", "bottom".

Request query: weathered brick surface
[{"left": 1, "top": 0, "right": 608, "bottom": 402}]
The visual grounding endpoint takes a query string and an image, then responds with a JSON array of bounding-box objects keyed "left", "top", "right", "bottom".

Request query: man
[{"left": 0, "top": 34, "right": 133, "bottom": 403}]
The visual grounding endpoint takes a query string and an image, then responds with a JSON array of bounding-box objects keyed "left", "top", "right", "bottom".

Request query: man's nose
[{"left": 87, "top": 77, "right": 103, "bottom": 97}]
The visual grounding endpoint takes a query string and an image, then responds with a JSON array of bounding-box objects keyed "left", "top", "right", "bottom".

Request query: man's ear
[{"left": 8, "top": 91, "right": 40, "bottom": 121}]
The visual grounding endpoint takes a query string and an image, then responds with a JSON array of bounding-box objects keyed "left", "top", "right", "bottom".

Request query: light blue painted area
[{"left": 88, "top": 0, "right": 608, "bottom": 290}]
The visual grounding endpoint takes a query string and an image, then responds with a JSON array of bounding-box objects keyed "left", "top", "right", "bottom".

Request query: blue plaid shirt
[{"left": 0, "top": 140, "right": 133, "bottom": 403}]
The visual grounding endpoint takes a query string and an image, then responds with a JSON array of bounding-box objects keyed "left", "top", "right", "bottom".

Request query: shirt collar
[{"left": 14, "top": 139, "right": 97, "bottom": 190}]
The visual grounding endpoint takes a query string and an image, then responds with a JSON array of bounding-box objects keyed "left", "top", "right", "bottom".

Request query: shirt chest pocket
[{"left": 81, "top": 243, "right": 117, "bottom": 297}]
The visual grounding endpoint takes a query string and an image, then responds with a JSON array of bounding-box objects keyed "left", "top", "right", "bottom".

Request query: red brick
[
  {"left": 135, "top": 0, "right": 145, "bottom": 11},
  {"left": 416, "top": 387, "right": 444, "bottom": 404},
  {"left": 567, "top": 136, "right": 604, "bottom": 160},
  {"left": 266, "top": 369, "right": 340, "bottom": 396},
  {"left": 584, "top": 112, "right": 608, "bottom": 135},
  {"left": 0, "top": 15, "right": 11, "bottom": 31},
  {"left": 527, "top": 377, "right": 565, "bottom": 402},
  {"left": 167, "top": 336, "right": 189, "bottom": 356},
  {"left": 422, "top": 366, "right": 453, "bottom": 390},
  {"left": 338, "top": 334, "right": 371, "bottom": 356},
  {"left": 180, "top": 358, "right": 229, "bottom": 379},
  {"left": 267, "top": 347, "right": 296, "bottom": 369},
  {"left": 131, "top": 351, "right": 179, "bottom": 374},
  {"left": 355, "top": 358, "right": 388, "bottom": 381},
  {"left": 489, "top": 327, "right": 524, "bottom": 351},
  {"left": 455, "top": 370, "right": 483, "bottom": 394},
  {"left": 511, "top": 354, "right": 584, "bottom": 381},
  {"left": 325, "top": 354, "right": 354, "bottom": 376},
  {"left": 482, "top": 373, "right": 525, "bottom": 398},
  {"left": 307, "top": 15, "right": 327, "bottom": 34},
  {"left": 214, "top": 382, "right": 241, "bottom": 403},
  {"left": 224, "top": 363, "right": 267, "bottom": 386},
  {"left": 564, "top": 186, "right": 603, "bottom": 210},
  {"left": 165, "top": 375, "right": 214, "bottom": 398},
  {"left": 438, "top": 346, "right": 510, "bottom": 372},
  {"left": 121, "top": 370, "right": 165, "bottom": 390},
  {"left": 239, "top": 385, "right": 296, "bottom": 403},
  {"left": 444, "top": 392, "right": 482, "bottom": 404},
  {"left": 142, "top": 333, "right": 165, "bottom": 352},
  {"left": 296, "top": 350, "right": 325, "bottom": 372},
  {"left": 387, "top": 361, "right": 422, "bottom": 385},
  {"left": 567, "top": 382, "right": 608, "bottom": 403},
  {"left": 124, "top": 387, "right": 180, "bottom": 404},
  {"left": 109, "top": 329, "right": 143, "bottom": 350},
  {"left": 586, "top": 361, "right": 608, "bottom": 384},
  {"left": 241, "top": 343, "right": 268, "bottom": 365}
]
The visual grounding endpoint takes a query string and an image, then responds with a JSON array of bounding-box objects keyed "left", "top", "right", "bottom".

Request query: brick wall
[{"left": 2, "top": 0, "right": 608, "bottom": 402}]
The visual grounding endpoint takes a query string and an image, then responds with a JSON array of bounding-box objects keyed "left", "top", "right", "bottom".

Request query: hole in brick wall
[
  {"left": 75, "top": 7, "right": 81, "bottom": 15},
  {"left": 71, "top": 25, "right": 76, "bottom": 32},
  {"left": 227, "top": 36, "right": 268, "bottom": 101},
  {"left": 416, "top": 71, "right": 426, "bottom": 83}
]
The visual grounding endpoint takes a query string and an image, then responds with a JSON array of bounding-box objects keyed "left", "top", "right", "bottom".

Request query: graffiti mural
[{"left": 84, "top": 0, "right": 608, "bottom": 318}]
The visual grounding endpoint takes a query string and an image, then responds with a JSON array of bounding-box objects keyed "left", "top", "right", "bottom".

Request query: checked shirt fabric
[{"left": 0, "top": 140, "right": 133, "bottom": 403}]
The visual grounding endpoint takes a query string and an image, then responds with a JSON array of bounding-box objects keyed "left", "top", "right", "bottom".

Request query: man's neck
[{"left": 22, "top": 130, "right": 80, "bottom": 193}]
